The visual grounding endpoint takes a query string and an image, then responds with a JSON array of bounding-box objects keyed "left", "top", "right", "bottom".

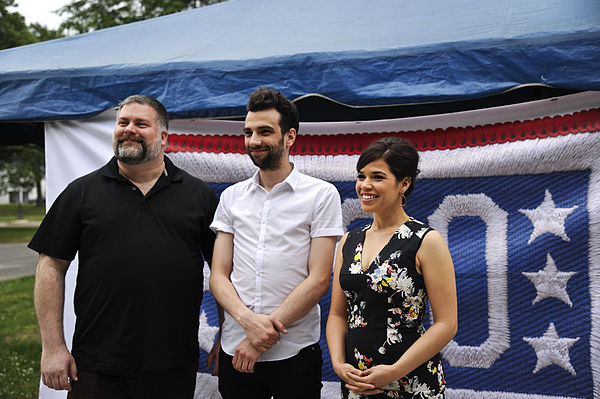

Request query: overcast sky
[{"left": 10, "top": 0, "right": 69, "bottom": 29}]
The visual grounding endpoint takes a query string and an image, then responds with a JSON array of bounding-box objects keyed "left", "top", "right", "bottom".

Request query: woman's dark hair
[
  {"left": 247, "top": 87, "right": 299, "bottom": 135},
  {"left": 356, "top": 137, "right": 420, "bottom": 197}
]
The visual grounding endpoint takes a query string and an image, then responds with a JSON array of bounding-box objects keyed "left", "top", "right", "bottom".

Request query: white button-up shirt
[{"left": 210, "top": 166, "right": 343, "bottom": 361}]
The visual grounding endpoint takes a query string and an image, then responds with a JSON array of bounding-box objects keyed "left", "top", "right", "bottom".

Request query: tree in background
[
  {"left": 0, "top": 0, "right": 64, "bottom": 50},
  {"left": 0, "top": 144, "right": 45, "bottom": 215},
  {"left": 28, "top": 22, "right": 64, "bottom": 42},
  {"left": 0, "top": 0, "right": 218, "bottom": 50},
  {"left": 0, "top": 0, "right": 34, "bottom": 49},
  {"left": 58, "top": 0, "right": 226, "bottom": 34}
]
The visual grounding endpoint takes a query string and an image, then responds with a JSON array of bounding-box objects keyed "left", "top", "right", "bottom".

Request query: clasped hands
[
  {"left": 334, "top": 362, "right": 401, "bottom": 396},
  {"left": 233, "top": 313, "right": 287, "bottom": 373}
]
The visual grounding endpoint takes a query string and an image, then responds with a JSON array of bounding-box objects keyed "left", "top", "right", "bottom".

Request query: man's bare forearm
[
  {"left": 271, "top": 236, "right": 336, "bottom": 328},
  {"left": 270, "top": 274, "right": 330, "bottom": 328},
  {"left": 34, "top": 254, "right": 71, "bottom": 351},
  {"left": 210, "top": 272, "right": 253, "bottom": 327},
  {"left": 210, "top": 232, "right": 282, "bottom": 349}
]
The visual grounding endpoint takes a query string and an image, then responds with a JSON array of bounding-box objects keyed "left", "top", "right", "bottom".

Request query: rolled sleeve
[
  {"left": 210, "top": 219, "right": 234, "bottom": 234},
  {"left": 210, "top": 189, "right": 235, "bottom": 234},
  {"left": 310, "top": 184, "right": 344, "bottom": 240}
]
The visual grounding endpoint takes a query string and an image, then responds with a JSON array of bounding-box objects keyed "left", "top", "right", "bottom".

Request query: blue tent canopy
[{"left": 0, "top": 0, "right": 599, "bottom": 121}]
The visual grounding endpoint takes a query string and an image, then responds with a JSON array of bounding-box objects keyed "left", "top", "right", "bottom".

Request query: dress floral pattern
[{"left": 339, "top": 218, "right": 446, "bottom": 399}]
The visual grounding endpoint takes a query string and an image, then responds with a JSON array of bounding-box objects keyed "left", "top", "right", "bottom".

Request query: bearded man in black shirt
[{"left": 30, "top": 95, "right": 218, "bottom": 399}]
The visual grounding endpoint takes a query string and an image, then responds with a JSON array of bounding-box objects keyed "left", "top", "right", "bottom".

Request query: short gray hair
[{"left": 118, "top": 95, "right": 169, "bottom": 131}]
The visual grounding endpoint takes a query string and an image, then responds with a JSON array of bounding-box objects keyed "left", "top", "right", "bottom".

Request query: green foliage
[
  {"left": 0, "top": 0, "right": 64, "bottom": 50},
  {"left": 0, "top": 276, "right": 41, "bottom": 399},
  {"left": 0, "top": 0, "right": 35, "bottom": 50},
  {"left": 0, "top": 0, "right": 224, "bottom": 49},
  {"left": 0, "top": 144, "right": 44, "bottom": 196},
  {"left": 58, "top": 0, "right": 226, "bottom": 34},
  {"left": 28, "top": 22, "right": 64, "bottom": 42}
]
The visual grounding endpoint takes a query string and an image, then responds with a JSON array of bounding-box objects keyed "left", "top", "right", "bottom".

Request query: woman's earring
[{"left": 401, "top": 193, "right": 407, "bottom": 207}]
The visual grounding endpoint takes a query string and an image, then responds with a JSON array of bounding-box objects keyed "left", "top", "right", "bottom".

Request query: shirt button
[{"left": 132, "top": 186, "right": 136, "bottom": 191}]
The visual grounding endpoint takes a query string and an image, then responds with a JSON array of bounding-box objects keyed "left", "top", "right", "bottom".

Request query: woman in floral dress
[{"left": 326, "top": 137, "right": 457, "bottom": 398}]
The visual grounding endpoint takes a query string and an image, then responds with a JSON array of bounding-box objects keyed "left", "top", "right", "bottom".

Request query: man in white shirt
[{"left": 209, "top": 87, "right": 343, "bottom": 398}]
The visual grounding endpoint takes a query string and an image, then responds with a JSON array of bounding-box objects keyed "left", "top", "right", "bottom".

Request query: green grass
[
  {"left": 0, "top": 204, "right": 44, "bottom": 243},
  {"left": 0, "top": 276, "right": 41, "bottom": 399},
  {"left": 0, "top": 228, "right": 38, "bottom": 243},
  {"left": 0, "top": 205, "right": 44, "bottom": 396},
  {"left": 0, "top": 204, "right": 45, "bottom": 223}
]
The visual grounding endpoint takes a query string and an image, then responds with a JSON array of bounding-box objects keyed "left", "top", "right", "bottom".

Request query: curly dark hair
[{"left": 247, "top": 87, "right": 299, "bottom": 135}]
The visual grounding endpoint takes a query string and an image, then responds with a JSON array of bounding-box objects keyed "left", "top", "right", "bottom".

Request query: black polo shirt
[{"left": 29, "top": 156, "right": 218, "bottom": 372}]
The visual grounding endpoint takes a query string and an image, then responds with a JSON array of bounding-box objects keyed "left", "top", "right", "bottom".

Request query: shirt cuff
[
  {"left": 310, "top": 227, "right": 344, "bottom": 240},
  {"left": 209, "top": 220, "right": 234, "bottom": 234}
]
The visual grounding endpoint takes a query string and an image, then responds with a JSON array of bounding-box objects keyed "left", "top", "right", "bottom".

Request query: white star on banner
[
  {"left": 523, "top": 323, "right": 580, "bottom": 375},
  {"left": 522, "top": 253, "right": 576, "bottom": 307},
  {"left": 198, "top": 310, "right": 219, "bottom": 353},
  {"left": 519, "top": 190, "right": 578, "bottom": 244}
]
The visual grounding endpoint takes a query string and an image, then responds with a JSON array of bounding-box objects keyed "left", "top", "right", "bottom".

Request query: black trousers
[
  {"left": 218, "top": 343, "right": 323, "bottom": 399},
  {"left": 67, "top": 361, "right": 197, "bottom": 399}
]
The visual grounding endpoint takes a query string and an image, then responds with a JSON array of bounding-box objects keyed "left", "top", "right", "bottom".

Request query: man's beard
[
  {"left": 113, "top": 134, "right": 162, "bottom": 165},
  {"left": 246, "top": 135, "right": 285, "bottom": 170}
]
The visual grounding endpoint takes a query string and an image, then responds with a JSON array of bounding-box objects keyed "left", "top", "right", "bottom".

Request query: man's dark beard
[{"left": 246, "top": 136, "right": 285, "bottom": 170}]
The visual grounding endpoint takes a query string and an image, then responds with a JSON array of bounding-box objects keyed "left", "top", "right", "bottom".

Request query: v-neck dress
[{"left": 339, "top": 218, "right": 446, "bottom": 398}]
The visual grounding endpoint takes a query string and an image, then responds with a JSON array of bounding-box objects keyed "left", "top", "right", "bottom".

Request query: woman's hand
[
  {"left": 344, "top": 364, "right": 399, "bottom": 395},
  {"left": 333, "top": 362, "right": 384, "bottom": 396}
]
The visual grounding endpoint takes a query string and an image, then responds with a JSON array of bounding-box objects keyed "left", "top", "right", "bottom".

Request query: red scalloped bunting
[{"left": 166, "top": 108, "right": 600, "bottom": 155}]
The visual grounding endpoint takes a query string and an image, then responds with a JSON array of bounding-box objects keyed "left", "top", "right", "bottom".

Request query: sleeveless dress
[{"left": 339, "top": 218, "right": 446, "bottom": 399}]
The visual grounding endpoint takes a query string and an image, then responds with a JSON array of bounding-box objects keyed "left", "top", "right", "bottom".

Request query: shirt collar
[
  {"left": 250, "top": 163, "right": 299, "bottom": 192},
  {"left": 101, "top": 155, "right": 182, "bottom": 183}
]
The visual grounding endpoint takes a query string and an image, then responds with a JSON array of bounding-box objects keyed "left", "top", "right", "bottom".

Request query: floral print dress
[{"left": 339, "top": 218, "right": 446, "bottom": 399}]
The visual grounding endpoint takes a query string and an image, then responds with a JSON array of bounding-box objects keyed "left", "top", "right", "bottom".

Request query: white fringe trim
[{"left": 169, "top": 132, "right": 600, "bottom": 183}]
